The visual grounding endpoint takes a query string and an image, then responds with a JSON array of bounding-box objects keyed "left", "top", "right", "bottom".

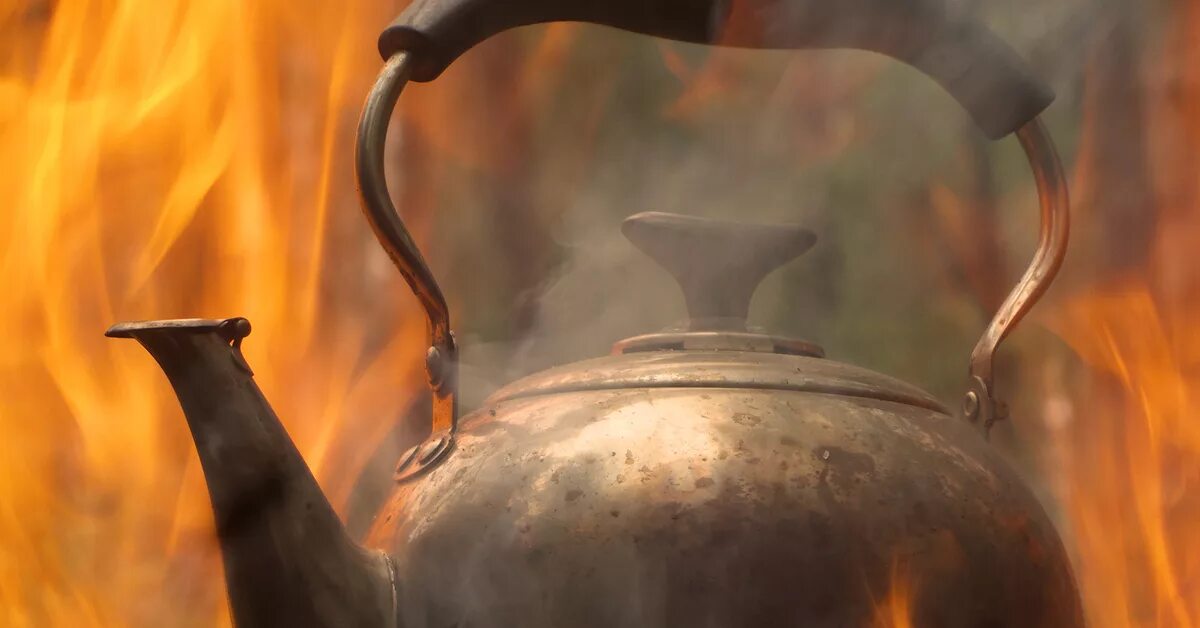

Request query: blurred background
[{"left": 1, "top": 0, "right": 1196, "bottom": 625}]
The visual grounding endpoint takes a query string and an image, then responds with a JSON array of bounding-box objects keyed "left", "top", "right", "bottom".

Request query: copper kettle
[{"left": 107, "top": 0, "right": 1082, "bottom": 626}]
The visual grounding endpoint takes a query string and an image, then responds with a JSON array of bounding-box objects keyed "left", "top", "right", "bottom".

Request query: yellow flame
[
  {"left": 0, "top": 1, "right": 427, "bottom": 625},
  {"left": 870, "top": 558, "right": 915, "bottom": 628}
]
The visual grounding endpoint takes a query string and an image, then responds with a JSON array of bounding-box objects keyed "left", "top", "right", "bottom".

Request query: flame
[
  {"left": 1040, "top": 3, "right": 1200, "bottom": 627},
  {"left": 0, "top": 1, "right": 428, "bottom": 624},
  {"left": 8, "top": 0, "right": 1200, "bottom": 625},
  {"left": 870, "top": 558, "right": 915, "bottom": 628},
  {"left": 1050, "top": 287, "right": 1200, "bottom": 628}
]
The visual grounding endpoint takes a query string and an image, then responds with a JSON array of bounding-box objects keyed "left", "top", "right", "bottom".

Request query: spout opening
[{"left": 105, "top": 317, "right": 251, "bottom": 342}]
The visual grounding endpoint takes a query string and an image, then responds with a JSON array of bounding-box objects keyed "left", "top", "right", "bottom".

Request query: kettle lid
[
  {"left": 614, "top": 211, "right": 823, "bottom": 357},
  {"left": 489, "top": 213, "right": 946, "bottom": 414}
]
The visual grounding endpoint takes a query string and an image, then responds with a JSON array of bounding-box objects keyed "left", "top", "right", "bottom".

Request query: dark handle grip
[{"left": 379, "top": 0, "right": 1053, "bottom": 139}]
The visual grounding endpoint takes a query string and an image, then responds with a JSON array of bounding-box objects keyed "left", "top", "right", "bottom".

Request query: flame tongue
[
  {"left": 1042, "top": 5, "right": 1200, "bottom": 626},
  {"left": 0, "top": 1, "right": 425, "bottom": 624},
  {"left": 1051, "top": 287, "right": 1200, "bottom": 628}
]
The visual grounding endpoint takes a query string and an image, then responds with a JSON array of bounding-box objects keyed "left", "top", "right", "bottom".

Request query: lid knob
[{"left": 622, "top": 212, "right": 816, "bottom": 331}]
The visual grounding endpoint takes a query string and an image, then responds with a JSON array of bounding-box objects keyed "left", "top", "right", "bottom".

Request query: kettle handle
[
  {"left": 357, "top": 54, "right": 458, "bottom": 482},
  {"left": 358, "top": 61, "right": 1067, "bottom": 464},
  {"left": 965, "top": 120, "right": 1068, "bottom": 435}
]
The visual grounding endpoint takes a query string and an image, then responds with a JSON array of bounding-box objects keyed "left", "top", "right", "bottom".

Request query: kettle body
[{"left": 371, "top": 350, "right": 1081, "bottom": 627}]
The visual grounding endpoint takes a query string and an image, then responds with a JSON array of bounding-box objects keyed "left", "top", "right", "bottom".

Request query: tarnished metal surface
[
  {"left": 369, "top": 384, "right": 1082, "bottom": 627},
  {"left": 489, "top": 350, "right": 946, "bottom": 414}
]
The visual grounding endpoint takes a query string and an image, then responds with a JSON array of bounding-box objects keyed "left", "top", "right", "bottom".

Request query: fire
[
  {"left": 1050, "top": 287, "right": 1200, "bottom": 628},
  {"left": 0, "top": 1, "right": 427, "bottom": 624},
  {"left": 870, "top": 558, "right": 915, "bottom": 628},
  {"left": 6, "top": 0, "right": 1200, "bottom": 625},
  {"left": 1040, "top": 3, "right": 1200, "bottom": 627}
]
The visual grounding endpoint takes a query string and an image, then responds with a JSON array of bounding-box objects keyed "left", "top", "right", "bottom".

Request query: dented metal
[{"left": 370, "top": 384, "right": 1082, "bottom": 627}]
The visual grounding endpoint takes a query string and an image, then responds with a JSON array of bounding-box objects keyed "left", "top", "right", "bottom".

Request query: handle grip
[{"left": 380, "top": 0, "right": 1053, "bottom": 139}]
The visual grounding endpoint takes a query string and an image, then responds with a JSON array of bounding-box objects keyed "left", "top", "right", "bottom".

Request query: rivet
[
  {"left": 963, "top": 391, "right": 980, "bottom": 421},
  {"left": 394, "top": 444, "right": 420, "bottom": 476},
  {"left": 418, "top": 436, "right": 447, "bottom": 465},
  {"left": 425, "top": 346, "right": 443, "bottom": 387}
]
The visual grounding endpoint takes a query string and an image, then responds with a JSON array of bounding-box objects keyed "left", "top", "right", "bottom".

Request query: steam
[{"left": 442, "top": 0, "right": 1093, "bottom": 405}]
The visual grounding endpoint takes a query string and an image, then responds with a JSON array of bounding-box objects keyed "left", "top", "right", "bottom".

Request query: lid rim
[
  {"left": 490, "top": 378, "right": 949, "bottom": 414},
  {"left": 613, "top": 330, "right": 825, "bottom": 357},
  {"left": 486, "top": 350, "right": 948, "bottom": 414}
]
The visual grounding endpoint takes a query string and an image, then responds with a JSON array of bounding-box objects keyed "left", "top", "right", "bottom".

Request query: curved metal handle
[
  {"left": 356, "top": 53, "right": 1069, "bottom": 459},
  {"left": 356, "top": 52, "right": 457, "bottom": 483},
  {"left": 965, "top": 119, "right": 1069, "bottom": 437},
  {"left": 379, "top": 0, "right": 1053, "bottom": 139}
]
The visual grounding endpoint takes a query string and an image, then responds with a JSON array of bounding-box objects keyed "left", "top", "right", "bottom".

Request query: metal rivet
[
  {"left": 394, "top": 444, "right": 420, "bottom": 476},
  {"left": 395, "top": 434, "right": 453, "bottom": 483},
  {"left": 963, "top": 391, "right": 980, "bottom": 421},
  {"left": 425, "top": 346, "right": 443, "bottom": 387},
  {"left": 418, "top": 436, "right": 447, "bottom": 465}
]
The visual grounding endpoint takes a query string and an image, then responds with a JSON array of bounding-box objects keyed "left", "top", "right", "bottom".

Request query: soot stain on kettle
[{"left": 731, "top": 412, "right": 762, "bottom": 427}]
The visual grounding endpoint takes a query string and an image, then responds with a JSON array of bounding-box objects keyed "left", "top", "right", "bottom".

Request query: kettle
[{"left": 107, "top": 0, "right": 1082, "bottom": 626}]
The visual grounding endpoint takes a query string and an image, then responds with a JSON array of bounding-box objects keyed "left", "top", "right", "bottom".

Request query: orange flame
[
  {"left": 0, "top": 1, "right": 427, "bottom": 624},
  {"left": 8, "top": 0, "right": 1200, "bottom": 627},
  {"left": 1051, "top": 287, "right": 1200, "bottom": 628},
  {"left": 870, "top": 558, "right": 915, "bottom": 628},
  {"left": 1041, "top": 3, "right": 1200, "bottom": 627}
]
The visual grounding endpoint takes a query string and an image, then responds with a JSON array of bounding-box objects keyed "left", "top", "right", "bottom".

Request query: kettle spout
[{"left": 106, "top": 318, "right": 396, "bottom": 628}]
